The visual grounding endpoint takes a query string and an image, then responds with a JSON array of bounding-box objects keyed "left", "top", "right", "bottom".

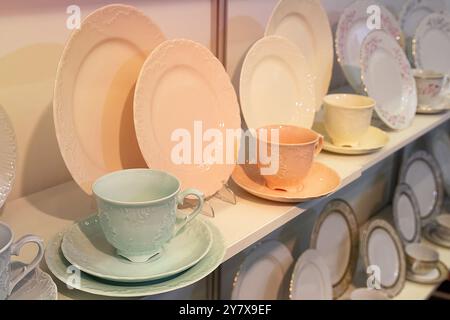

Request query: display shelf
[{"left": 1, "top": 112, "right": 449, "bottom": 300}]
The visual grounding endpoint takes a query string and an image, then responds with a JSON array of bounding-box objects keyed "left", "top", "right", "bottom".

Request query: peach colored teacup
[{"left": 256, "top": 125, "right": 323, "bottom": 192}]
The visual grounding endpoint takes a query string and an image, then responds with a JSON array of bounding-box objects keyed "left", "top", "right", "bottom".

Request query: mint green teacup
[{"left": 93, "top": 169, "right": 204, "bottom": 263}]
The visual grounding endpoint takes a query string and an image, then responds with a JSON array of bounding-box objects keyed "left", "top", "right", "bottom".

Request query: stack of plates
[{"left": 45, "top": 215, "right": 225, "bottom": 298}]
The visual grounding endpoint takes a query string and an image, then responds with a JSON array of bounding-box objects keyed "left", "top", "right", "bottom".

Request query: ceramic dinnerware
[
  {"left": 406, "top": 260, "right": 449, "bottom": 284},
  {"left": 265, "top": 0, "right": 333, "bottom": 111},
  {"left": 423, "top": 223, "right": 450, "bottom": 249},
  {"left": 435, "top": 214, "right": 450, "bottom": 240},
  {"left": 289, "top": 249, "right": 332, "bottom": 300},
  {"left": 134, "top": 39, "right": 241, "bottom": 198},
  {"left": 361, "top": 30, "right": 417, "bottom": 130},
  {"left": 392, "top": 184, "right": 421, "bottom": 244},
  {"left": 414, "top": 13, "right": 450, "bottom": 76},
  {"left": 93, "top": 169, "right": 204, "bottom": 263},
  {"left": 239, "top": 36, "right": 315, "bottom": 130},
  {"left": 0, "top": 222, "right": 44, "bottom": 300},
  {"left": 256, "top": 125, "right": 323, "bottom": 192},
  {"left": 53, "top": 4, "right": 165, "bottom": 195},
  {"left": 428, "top": 127, "right": 450, "bottom": 196},
  {"left": 310, "top": 200, "right": 359, "bottom": 299},
  {"left": 0, "top": 105, "right": 16, "bottom": 208},
  {"left": 336, "top": 0, "right": 402, "bottom": 93},
  {"left": 61, "top": 215, "right": 212, "bottom": 282},
  {"left": 231, "top": 241, "right": 293, "bottom": 300},
  {"left": 361, "top": 219, "right": 406, "bottom": 297},
  {"left": 323, "top": 94, "right": 375, "bottom": 147},
  {"left": 399, "top": 0, "right": 445, "bottom": 62},
  {"left": 45, "top": 220, "right": 225, "bottom": 298},
  {"left": 405, "top": 243, "right": 439, "bottom": 275},
  {"left": 7, "top": 262, "right": 57, "bottom": 300},
  {"left": 399, "top": 151, "right": 444, "bottom": 225},
  {"left": 231, "top": 162, "right": 340, "bottom": 203},
  {"left": 413, "top": 69, "right": 449, "bottom": 108}
]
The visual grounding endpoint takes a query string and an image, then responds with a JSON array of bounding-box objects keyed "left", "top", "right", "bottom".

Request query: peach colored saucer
[{"left": 232, "top": 163, "right": 341, "bottom": 203}]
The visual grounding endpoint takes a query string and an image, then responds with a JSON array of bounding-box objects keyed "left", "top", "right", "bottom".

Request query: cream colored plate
[
  {"left": 240, "top": 35, "right": 315, "bottom": 130},
  {"left": 265, "top": 0, "right": 333, "bottom": 111},
  {"left": 134, "top": 40, "right": 241, "bottom": 198},
  {"left": 231, "top": 162, "right": 340, "bottom": 203},
  {"left": 314, "top": 123, "right": 388, "bottom": 155},
  {"left": 54, "top": 4, "right": 165, "bottom": 194}
]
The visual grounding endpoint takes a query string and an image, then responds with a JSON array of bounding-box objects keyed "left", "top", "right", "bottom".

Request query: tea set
[{"left": 413, "top": 69, "right": 450, "bottom": 114}]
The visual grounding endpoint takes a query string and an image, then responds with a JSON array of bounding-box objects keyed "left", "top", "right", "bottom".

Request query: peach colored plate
[
  {"left": 231, "top": 163, "right": 340, "bottom": 203},
  {"left": 134, "top": 40, "right": 241, "bottom": 198},
  {"left": 53, "top": 5, "right": 165, "bottom": 194}
]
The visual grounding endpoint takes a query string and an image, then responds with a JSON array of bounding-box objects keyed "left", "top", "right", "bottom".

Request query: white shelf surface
[{"left": 1, "top": 112, "right": 449, "bottom": 300}]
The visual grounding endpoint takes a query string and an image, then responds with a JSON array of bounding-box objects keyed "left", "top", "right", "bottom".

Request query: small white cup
[
  {"left": 413, "top": 69, "right": 449, "bottom": 108},
  {"left": 323, "top": 94, "right": 375, "bottom": 147},
  {"left": 405, "top": 243, "right": 439, "bottom": 275}
]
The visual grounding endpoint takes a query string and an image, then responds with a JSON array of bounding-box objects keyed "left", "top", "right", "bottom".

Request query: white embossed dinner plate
[
  {"left": 310, "top": 200, "right": 359, "bottom": 299},
  {"left": 61, "top": 215, "right": 212, "bottom": 283},
  {"left": 0, "top": 105, "right": 16, "bottom": 208},
  {"left": 428, "top": 127, "right": 450, "bottom": 196},
  {"left": 45, "top": 219, "right": 225, "bottom": 297},
  {"left": 336, "top": 0, "right": 402, "bottom": 93},
  {"left": 414, "top": 13, "right": 450, "bottom": 75},
  {"left": 289, "top": 249, "right": 332, "bottom": 300},
  {"left": 231, "top": 241, "right": 293, "bottom": 300},
  {"left": 265, "top": 0, "right": 333, "bottom": 111},
  {"left": 399, "top": 151, "right": 444, "bottom": 225},
  {"left": 361, "top": 30, "right": 417, "bottom": 130},
  {"left": 134, "top": 39, "right": 241, "bottom": 198},
  {"left": 361, "top": 219, "right": 406, "bottom": 297},
  {"left": 53, "top": 4, "right": 165, "bottom": 194},
  {"left": 392, "top": 184, "right": 421, "bottom": 244},
  {"left": 399, "top": 0, "right": 445, "bottom": 61},
  {"left": 239, "top": 36, "right": 315, "bottom": 130}
]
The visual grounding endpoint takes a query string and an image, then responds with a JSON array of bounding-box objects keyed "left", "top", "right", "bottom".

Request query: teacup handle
[
  {"left": 8, "top": 235, "right": 44, "bottom": 295},
  {"left": 175, "top": 189, "right": 204, "bottom": 236},
  {"left": 314, "top": 135, "right": 324, "bottom": 156}
]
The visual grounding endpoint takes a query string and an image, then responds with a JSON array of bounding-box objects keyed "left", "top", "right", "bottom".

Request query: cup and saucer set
[
  {"left": 413, "top": 69, "right": 450, "bottom": 114},
  {"left": 0, "top": 222, "right": 57, "bottom": 300},
  {"left": 314, "top": 94, "right": 389, "bottom": 155},
  {"left": 45, "top": 169, "right": 226, "bottom": 298}
]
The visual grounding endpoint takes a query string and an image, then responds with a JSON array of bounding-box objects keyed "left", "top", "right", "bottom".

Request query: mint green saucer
[
  {"left": 45, "top": 218, "right": 225, "bottom": 297},
  {"left": 61, "top": 215, "right": 212, "bottom": 283}
]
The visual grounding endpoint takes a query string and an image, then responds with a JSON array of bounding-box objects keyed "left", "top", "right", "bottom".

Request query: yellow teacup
[{"left": 323, "top": 94, "right": 375, "bottom": 147}]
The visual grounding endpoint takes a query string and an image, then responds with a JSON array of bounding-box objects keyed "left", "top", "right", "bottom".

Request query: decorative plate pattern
[
  {"left": 53, "top": 4, "right": 165, "bottom": 194},
  {"left": 360, "top": 219, "right": 406, "bottom": 298},
  {"left": 310, "top": 199, "right": 359, "bottom": 299},
  {"left": 413, "top": 13, "right": 450, "bottom": 74},
  {"left": 361, "top": 30, "right": 417, "bottom": 130},
  {"left": 0, "top": 105, "right": 16, "bottom": 208},
  {"left": 336, "top": 0, "right": 402, "bottom": 93},
  {"left": 265, "top": 0, "right": 333, "bottom": 111},
  {"left": 45, "top": 218, "right": 225, "bottom": 298},
  {"left": 134, "top": 39, "right": 241, "bottom": 198}
]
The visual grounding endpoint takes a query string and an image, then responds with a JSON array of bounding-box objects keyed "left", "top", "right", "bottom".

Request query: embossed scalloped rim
[
  {"left": 0, "top": 105, "right": 17, "bottom": 208},
  {"left": 45, "top": 217, "right": 225, "bottom": 297}
]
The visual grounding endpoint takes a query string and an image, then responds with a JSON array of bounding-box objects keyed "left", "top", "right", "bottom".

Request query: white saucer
[
  {"left": 8, "top": 262, "right": 57, "bottom": 300},
  {"left": 416, "top": 97, "right": 449, "bottom": 114},
  {"left": 406, "top": 261, "right": 448, "bottom": 285},
  {"left": 314, "top": 124, "right": 389, "bottom": 155}
]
